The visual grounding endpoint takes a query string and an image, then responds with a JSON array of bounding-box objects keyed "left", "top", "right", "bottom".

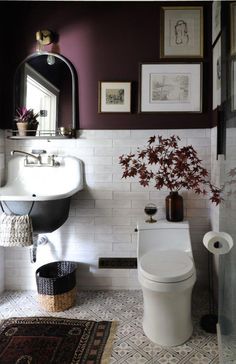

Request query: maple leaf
[
  {"left": 138, "top": 150, "right": 146, "bottom": 159},
  {"left": 129, "top": 167, "right": 137, "bottom": 177},
  {"left": 148, "top": 136, "right": 156, "bottom": 145},
  {"left": 140, "top": 180, "right": 149, "bottom": 187},
  {"left": 209, "top": 196, "right": 221, "bottom": 205},
  {"left": 228, "top": 168, "right": 236, "bottom": 177}
]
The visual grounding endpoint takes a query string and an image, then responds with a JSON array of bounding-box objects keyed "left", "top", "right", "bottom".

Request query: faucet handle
[{"left": 47, "top": 154, "right": 60, "bottom": 167}]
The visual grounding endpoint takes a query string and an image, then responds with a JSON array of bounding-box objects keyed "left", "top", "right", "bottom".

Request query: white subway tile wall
[
  {"left": 2, "top": 129, "right": 214, "bottom": 291},
  {"left": 0, "top": 249, "right": 4, "bottom": 293}
]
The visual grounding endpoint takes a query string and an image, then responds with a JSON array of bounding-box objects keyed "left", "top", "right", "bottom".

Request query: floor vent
[{"left": 98, "top": 257, "right": 137, "bottom": 269}]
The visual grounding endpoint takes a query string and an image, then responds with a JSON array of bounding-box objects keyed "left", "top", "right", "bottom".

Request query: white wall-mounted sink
[
  {"left": 0, "top": 154, "right": 84, "bottom": 233},
  {"left": 0, "top": 155, "right": 83, "bottom": 201}
]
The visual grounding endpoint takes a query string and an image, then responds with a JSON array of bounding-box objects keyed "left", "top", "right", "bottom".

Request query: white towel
[{"left": 0, "top": 213, "right": 33, "bottom": 247}]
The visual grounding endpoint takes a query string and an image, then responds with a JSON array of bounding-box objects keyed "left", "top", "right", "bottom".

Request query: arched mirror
[{"left": 13, "top": 52, "right": 77, "bottom": 138}]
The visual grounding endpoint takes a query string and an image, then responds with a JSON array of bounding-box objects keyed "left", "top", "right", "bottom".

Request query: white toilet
[{"left": 137, "top": 220, "right": 196, "bottom": 347}]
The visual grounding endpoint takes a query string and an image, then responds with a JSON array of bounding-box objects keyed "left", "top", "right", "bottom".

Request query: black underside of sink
[{"left": 1, "top": 198, "right": 71, "bottom": 234}]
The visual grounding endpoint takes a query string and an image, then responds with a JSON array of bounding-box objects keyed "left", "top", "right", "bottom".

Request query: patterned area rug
[{"left": 0, "top": 316, "right": 117, "bottom": 364}]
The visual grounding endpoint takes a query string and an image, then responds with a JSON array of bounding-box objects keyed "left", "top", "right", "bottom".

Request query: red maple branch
[{"left": 119, "top": 135, "right": 224, "bottom": 205}]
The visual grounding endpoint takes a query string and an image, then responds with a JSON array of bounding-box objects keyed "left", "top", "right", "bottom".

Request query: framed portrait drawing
[
  {"left": 231, "top": 60, "right": 236, "bottom": 111},
  {"left": 213, "top": 36, "right": 221, "bottom": 110},
  {"left": 160, "top": 6, "right": 203, "bottom": 58},
  {"left": 140, "top": 63, "right": 202, "bottom": 113},
  {"left": 212, "top": 1, "right": 221, "bottom": 45},
  {"left": 98, "top": 82, "right": 131, "bottom": 113},
  {"left": 231, "top": 3, "right": 236, "bottom": 55}
]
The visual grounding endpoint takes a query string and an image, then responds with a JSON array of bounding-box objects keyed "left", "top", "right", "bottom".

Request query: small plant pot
[
  {"left": 16, "top": 122, "right": 28, "bottom": 136},
  {"left": 27, "top": 124, "right": 38, "bottom": 136}
]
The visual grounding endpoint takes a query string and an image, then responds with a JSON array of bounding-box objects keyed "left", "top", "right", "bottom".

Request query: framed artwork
[
  {"left": 98, "top": 82, "right": 131, "bottom": 113},
  {"left": 231, "top": 59, "right": 236, "bottom": 111},
  {"left": 231, "top": 3, "right": 236, "bottom": 55},
  {"left": 212, "top": 1, "right": 221, "bottom": 45},
  {"left": 213, "top": 36, "right": 221, "bottom": 110},
  {"left": 160, "top": 6, "right": 203, "bottom": 58},
  {"left": 140, "top": 63, "right": 202, "bottom": 113}
]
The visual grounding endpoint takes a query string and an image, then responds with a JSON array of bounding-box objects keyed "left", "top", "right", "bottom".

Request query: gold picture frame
[
  {"left": 212, "top": 1, "right": 221, "bottom": 45},
  {"left": 231, "top": 59, "right": 236, "bottom": 111},
  {"left": 231, "top": 3, "right": 236, "bottom": 56},
  {"left": 160, "top": 6, "right": 204, "bottom": 58},
  {"left": 213, "top": 36, "right": 221, "bottom": 110},
  {"left": 98, "top": 81, "right": 131, "bottom": 113}
]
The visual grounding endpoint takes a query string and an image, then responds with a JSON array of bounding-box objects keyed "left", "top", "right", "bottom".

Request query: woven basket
[
  {"left": 36, "top": 261, "right": 77, "bottom": 312},
  {"left": 37, "top": 287, "right": 77, "bottom": 312}
]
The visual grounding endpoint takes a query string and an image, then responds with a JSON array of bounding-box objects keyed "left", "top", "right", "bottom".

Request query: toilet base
[
  {"left": 143, "top": 320, "right": 193, "bottom": 347},
  {"left": 140, "top": 273, "right": 196, "bottom": 347}
]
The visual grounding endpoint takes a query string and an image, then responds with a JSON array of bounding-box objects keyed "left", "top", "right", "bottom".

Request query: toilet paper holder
[
  {"left": 200, "top": 230, "right": 234, "bottom": 334},
  {"left": 203, "top": 231, "right": 234, "bottom": 255}
]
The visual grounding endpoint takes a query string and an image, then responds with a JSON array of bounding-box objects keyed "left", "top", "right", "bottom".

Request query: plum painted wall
[{"left": 1, "top": 1, "right": 212, "bottom": 130}]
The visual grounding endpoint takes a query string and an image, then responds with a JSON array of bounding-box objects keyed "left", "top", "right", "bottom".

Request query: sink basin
[
  {"left": 0, "top": 155, "right": 83, "bottom": 201},
  {"left": 0, "top": 155, "right": 83, "bottom": 233}
]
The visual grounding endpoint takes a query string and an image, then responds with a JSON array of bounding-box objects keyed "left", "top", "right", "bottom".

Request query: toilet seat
[{"left": 139, "top": 249, "right": 194, "bottom": 283}]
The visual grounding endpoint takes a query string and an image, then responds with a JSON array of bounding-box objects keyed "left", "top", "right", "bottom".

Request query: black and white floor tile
[{"left": 0, "top": 290, "right": 219, "bottom": 363}]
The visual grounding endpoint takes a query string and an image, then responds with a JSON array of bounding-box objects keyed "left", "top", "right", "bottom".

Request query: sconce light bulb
[{"left": 47, "top": 55, "right": 55, "bottom": 65}]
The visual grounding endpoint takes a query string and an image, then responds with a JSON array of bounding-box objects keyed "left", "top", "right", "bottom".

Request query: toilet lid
[{"left": 139, "top": 250, "right": 195, "bottom": 283}]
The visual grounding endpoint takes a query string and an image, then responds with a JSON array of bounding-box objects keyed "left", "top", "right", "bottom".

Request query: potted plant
[
  {"left": 14, "top": 107, "right": 39, "bottom": 136},
  {"left": 119, "top": 135, "right": 223, "bottom": 222}
]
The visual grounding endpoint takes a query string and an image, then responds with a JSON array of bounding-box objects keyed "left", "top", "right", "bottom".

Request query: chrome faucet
[
  {"left": 11, "top": 149, "right": 60, "bottom": 167},
  {"left": 11, "top": 150, "right": 41, "bottom": 164}
]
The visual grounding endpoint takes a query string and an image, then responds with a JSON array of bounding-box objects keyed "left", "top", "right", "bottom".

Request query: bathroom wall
[
  {"left": 0, "top": 2, "right": 217, "bottom": 292},
  {"left": 0, "top": 130, "right": 5, "bottom": 293},
  {"left": 4, "top": 128, "right": 212, "bottom": 290}
]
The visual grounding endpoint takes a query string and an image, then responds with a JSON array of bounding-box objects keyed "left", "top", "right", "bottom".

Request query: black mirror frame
[{"left": 13, "top": 51, "right": 77, "bottom": 138}]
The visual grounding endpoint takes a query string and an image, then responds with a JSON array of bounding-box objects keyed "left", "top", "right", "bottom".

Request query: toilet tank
[{"left": 137, "top": 220, "right": 192, "bottom": 259}]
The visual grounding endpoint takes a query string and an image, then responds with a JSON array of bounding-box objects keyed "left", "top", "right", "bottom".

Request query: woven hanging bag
[{"left": 0, "top": 213, "right": 33, "bottom": 247}]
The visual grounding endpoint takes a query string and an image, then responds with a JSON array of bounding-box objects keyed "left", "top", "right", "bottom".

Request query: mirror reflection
[{"left": 14, "top": 53, "right": 74, "bottom": 137}]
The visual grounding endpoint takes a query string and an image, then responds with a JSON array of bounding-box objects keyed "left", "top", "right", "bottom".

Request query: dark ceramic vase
[{"left": 165, "top": 191, "right": 184, "bottom": 222}]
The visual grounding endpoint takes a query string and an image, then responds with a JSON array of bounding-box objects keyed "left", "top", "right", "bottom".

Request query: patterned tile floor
[{"left": 0, "top": 289, "right": 219, "bottom": 363}]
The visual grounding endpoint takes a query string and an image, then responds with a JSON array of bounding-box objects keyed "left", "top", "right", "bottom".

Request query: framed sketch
[
  {"left": 160, "top": 6, "right": 203, "bottom": 58},
  {"left": 98, "top": 82, "right": 131, "bottom": 113},
  {"left": 140, "top": 63, "right": 202, "bottom": 113},
  {"left": 231, "top": 59, "right": 236, "bottom": 111},
  {"left": 231, "top": 3, "right": 236, "bottom": 55},
  {"left": 212, "top": 1, "right": 221, "bottom": 45},
  {"left": 213, "top": 36, "right": 221, "bottom": 110}
]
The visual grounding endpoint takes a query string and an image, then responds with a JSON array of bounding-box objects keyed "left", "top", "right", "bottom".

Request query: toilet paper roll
[{"left": 203, "top": 231, "right": 234, "bottom": 255}]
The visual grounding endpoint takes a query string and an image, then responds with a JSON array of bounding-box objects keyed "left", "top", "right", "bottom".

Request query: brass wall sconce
[
  {"left": 36, "top": 30, "right": 58, "bottom": 53},
  {"left": 36, "top": 30, "right": 55, "bottom": 46}
]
